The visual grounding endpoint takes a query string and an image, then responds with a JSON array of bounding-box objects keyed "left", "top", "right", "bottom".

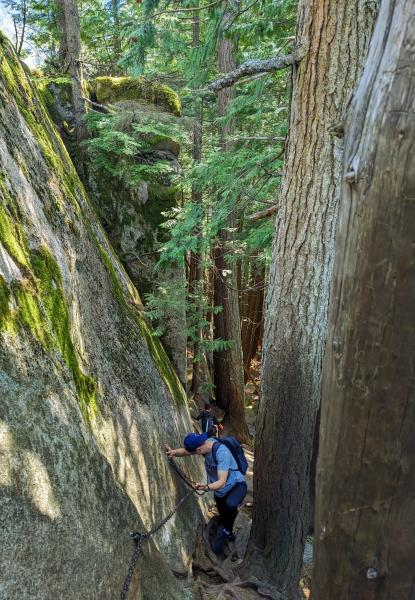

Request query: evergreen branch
[{"left": 224, "top": 0, "right": 260, "bottom": 30}]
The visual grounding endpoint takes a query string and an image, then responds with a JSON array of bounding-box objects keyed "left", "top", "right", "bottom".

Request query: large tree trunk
[
  {"left": 189, "top": 9, "right": 205, "bottom": 398},
  {"left": 243, "top": 0, "right": 378, "bottom": 594},
  {"left": 111, "top": 0, "right": 122, "bottom": 70},
  {"left": 314, "top": 2, "right": 415, "bottom": 597},
  {"left": 212, "top": 2, "right": 249, "bottom": 441},
  {"left": 57, "top": 0, "right": 87, "bottom": 142},
  {"left": 240, "top": 259, "right": 264, "bottom": 383},
  {"left": 56, "top": 0, "right": 68, "bottom": 69}
]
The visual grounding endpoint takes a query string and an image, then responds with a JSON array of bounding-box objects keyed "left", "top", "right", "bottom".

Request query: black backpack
[
  {"left": 202, "top": 411, "right": 215, "bottom": 433},
  {"left": 211, "top": 436, "right": 248, "bottom": 475}
]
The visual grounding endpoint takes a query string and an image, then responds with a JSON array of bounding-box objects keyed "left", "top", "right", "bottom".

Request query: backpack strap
[
  {"left": 211, "top": 440, "right": 221, "bottom": 463},
  {"left": 211, "top": 440, "right": 237, "bottom": 470}
]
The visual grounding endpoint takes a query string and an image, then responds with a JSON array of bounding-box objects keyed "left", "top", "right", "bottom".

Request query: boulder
[
  {"left": 40, "top": 74, "right": 188, "bottom": 386},
  {"left": 0, "top": 32, "right": 203, "bottom": 599}
]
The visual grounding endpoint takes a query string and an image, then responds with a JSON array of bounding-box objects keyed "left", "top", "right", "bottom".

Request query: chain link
[
  {"left": 167, "top": 458, "right": 207, "bottom": 496},
  {"left": 120, "top": 534, "right": 144, "bottom": 600},
  {"left": 119, "top": 458, "right": 207, "bottom": 599}
]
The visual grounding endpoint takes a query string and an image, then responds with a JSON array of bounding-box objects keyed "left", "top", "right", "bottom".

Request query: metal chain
[
  {"left": 167, "top": 458, "right": 207, "bottom": 496},
  {"left": 120, "top": 534, "right": 144, "bottom": 600},
  {"left": 119, "top": 459, "right": 207, "bottom": 599}
]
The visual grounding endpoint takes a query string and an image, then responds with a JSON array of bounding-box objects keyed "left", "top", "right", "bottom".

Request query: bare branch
[
  {"left": 207, "top": 53, "right": 296, "bottom": 92},
  {"left": 248, "top": 205, "right": 278, "bottom": 222},
  {"left": 82, "top": 96, "right": 113, "bottom": 114}
]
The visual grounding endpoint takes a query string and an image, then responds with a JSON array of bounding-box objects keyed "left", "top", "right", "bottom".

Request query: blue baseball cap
[{"left": 184, "top": 432, "right": 208, "bottom": 452}]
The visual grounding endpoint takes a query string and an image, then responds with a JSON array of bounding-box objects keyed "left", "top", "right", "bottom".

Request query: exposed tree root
[{"left": 187, "top": 522, "right": 283, "bottom": 600}]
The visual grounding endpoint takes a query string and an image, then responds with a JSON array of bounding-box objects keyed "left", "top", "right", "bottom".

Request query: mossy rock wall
[
  {"left": 41, "top": 75, "right": 188, "bottom": 384},
  {"left": 93, "top": 76, "right": 181, "bottom": 116},
  {"left": 0, "top": 33, "right": 205, "bottom": 599}
]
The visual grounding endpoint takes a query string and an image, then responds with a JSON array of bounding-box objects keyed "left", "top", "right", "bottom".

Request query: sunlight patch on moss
[
  {"left": 0, "top": 238, "right": 98, "bottom": 421},
  {"left": 0, "top": 37, "right": 84, "bottom": 217},
  {"left": 94, "top": 76, "right": 181, "bottom": 116},
  {"left": 30, "top": 246, "right": 99, "bottom": 419},
  {"left": 0, "top": 199, "right": 30, "bottom": 268},
  {"left": 0, "top": 275, "right": 12, "bottom": 330}
]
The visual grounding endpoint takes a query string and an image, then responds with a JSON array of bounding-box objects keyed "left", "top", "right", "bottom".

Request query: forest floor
[{"left": 184, "top": 365, "right": 313, "bottom": 600}]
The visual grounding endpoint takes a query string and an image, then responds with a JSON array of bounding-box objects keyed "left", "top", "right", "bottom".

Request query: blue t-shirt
[{"left": 204, "top": 438, "right": 245, "bottom": 497}]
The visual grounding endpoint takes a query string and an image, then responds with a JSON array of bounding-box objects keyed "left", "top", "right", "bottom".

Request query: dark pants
[{"left": 215, "top": 482, "right": 247, "bottom": 532}]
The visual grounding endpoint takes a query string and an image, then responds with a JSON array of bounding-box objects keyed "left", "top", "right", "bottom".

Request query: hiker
[
  {"left": 193, "top": 401, "right": 223, "bottom": 436},
  {"left": 165, "top": 432, "right": 247, "bottom": 553}
]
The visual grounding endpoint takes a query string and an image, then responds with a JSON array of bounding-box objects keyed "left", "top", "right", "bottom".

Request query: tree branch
[
  {"left": 231, "top": 136, "right": 286, "bottom": 143},
  {"left": 207, "top": 53, "right": 296, "bottom": 92},
  {"left": 248, "top": 205, "right": 278, "bottom": 222},
  {"left": 150, "top": 0, "right": 222, "bottom": 19},
  {"left": 82, "top": 96, "right": 113, "bottom": 114}
]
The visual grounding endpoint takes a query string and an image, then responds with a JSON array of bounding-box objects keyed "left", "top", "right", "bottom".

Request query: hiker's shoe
[{"left": 212, "top": 526, "right": 230, "bottom": 553}]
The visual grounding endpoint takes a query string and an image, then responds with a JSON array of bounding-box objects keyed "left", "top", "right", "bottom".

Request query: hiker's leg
[
  {"left": 223, "top": 483, "right": 247, "bottom": 532},
  {"left": 214, "top": 494, "right": 227, "bottom": 526}
]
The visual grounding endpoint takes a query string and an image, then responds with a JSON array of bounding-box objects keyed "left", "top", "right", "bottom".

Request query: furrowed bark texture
[
  {"left": 314, "top": 2, "right": 415, "bottom": 598},
  {"left": 207, "top": 54, "right": 295, "bottom": 92},
  {"left": 245, "top": 0, "right": 378, "bottom": 593},
  {"left": 213, "top": 2, "right": 249, "bottom": 441},
  {"left": 241, "top": 261, "right": 264, "bottom": 383},
  {"left": 60, "top": 0, "right": 87, "bottom": 141},
  {"left": 189, "top": 11, "right": 204, "bottom": 396}
]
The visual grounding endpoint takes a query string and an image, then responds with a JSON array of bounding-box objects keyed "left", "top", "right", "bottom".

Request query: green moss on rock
[
  {"left": 36, "top": 77, "right": 72, "bottom": 118},
  {"left": 30, "top": 246, "right": 99, "bottom": 419},
  {"left": 146, "top": 183, "right": 180, "bottom": 229},
  {"left": 0, "top": 275, "right": 11, "bottom": 330},
  {"left": 0, "top": 37, "right": 84, "bottom": 216},
  {"left": 93, "top": 76, "right": 181, "bottom": 116},
  {"left": 0, "top": 215, "right": 98, "bottom": 420},
  {"left": 0, "top": 203, "right": 30, "bottom": 268}
]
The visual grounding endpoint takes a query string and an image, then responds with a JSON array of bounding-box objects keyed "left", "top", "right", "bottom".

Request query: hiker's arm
[
  {"left": 165, "top": 444, "right": 192, "bottom": 458},
  {"left": 212, "top": 415, "right": 223, "bottom": 430},
  {"left": 196, "top": 470, "right": 228, "bottom": 491}
]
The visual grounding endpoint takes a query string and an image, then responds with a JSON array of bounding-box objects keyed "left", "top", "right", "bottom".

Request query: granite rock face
[
  {"left": 0, "top": 34, "right": 203, "bottom": 599},
  {"left": 41, "top": 74, "right": 187, "bottom": 386}
]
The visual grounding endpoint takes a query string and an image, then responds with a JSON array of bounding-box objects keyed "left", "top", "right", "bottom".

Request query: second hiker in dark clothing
[
  {"left": 165, "top": 432, "right": 247, "bottom": 553},
  {"left": 193, "top": 401, "right": 222, "bottom": 436}
]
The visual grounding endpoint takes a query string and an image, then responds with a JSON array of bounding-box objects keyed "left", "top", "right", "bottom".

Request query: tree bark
[
  {"left": 189, "top": 8, "right": 205, "bottom": 397},
  {"left": 240, "top": 260, "right": 264, "bottom": 383},
  {"left": 207, "top": 53, "right": 296, "bottom": 92},
  {"left": 57, "top": 0, "right": 87, "bottom": 142},
  {"left": 243, "top": 0, "right": 378, "bottom": 594},
  {"left": 212, "top": 1, "right": 249, "bottom": 441},
  {"left": 56, "top": 0, "right": 68, "bottom": 70},
  {"left": 314, "top": 2, "right": 415, "bottom": 597},
  {"left": 16, "top": 0, "right": 27, "bottom": 57},
  {"left": 111, "top": 0, "right": 122, "bottom": 72}
]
